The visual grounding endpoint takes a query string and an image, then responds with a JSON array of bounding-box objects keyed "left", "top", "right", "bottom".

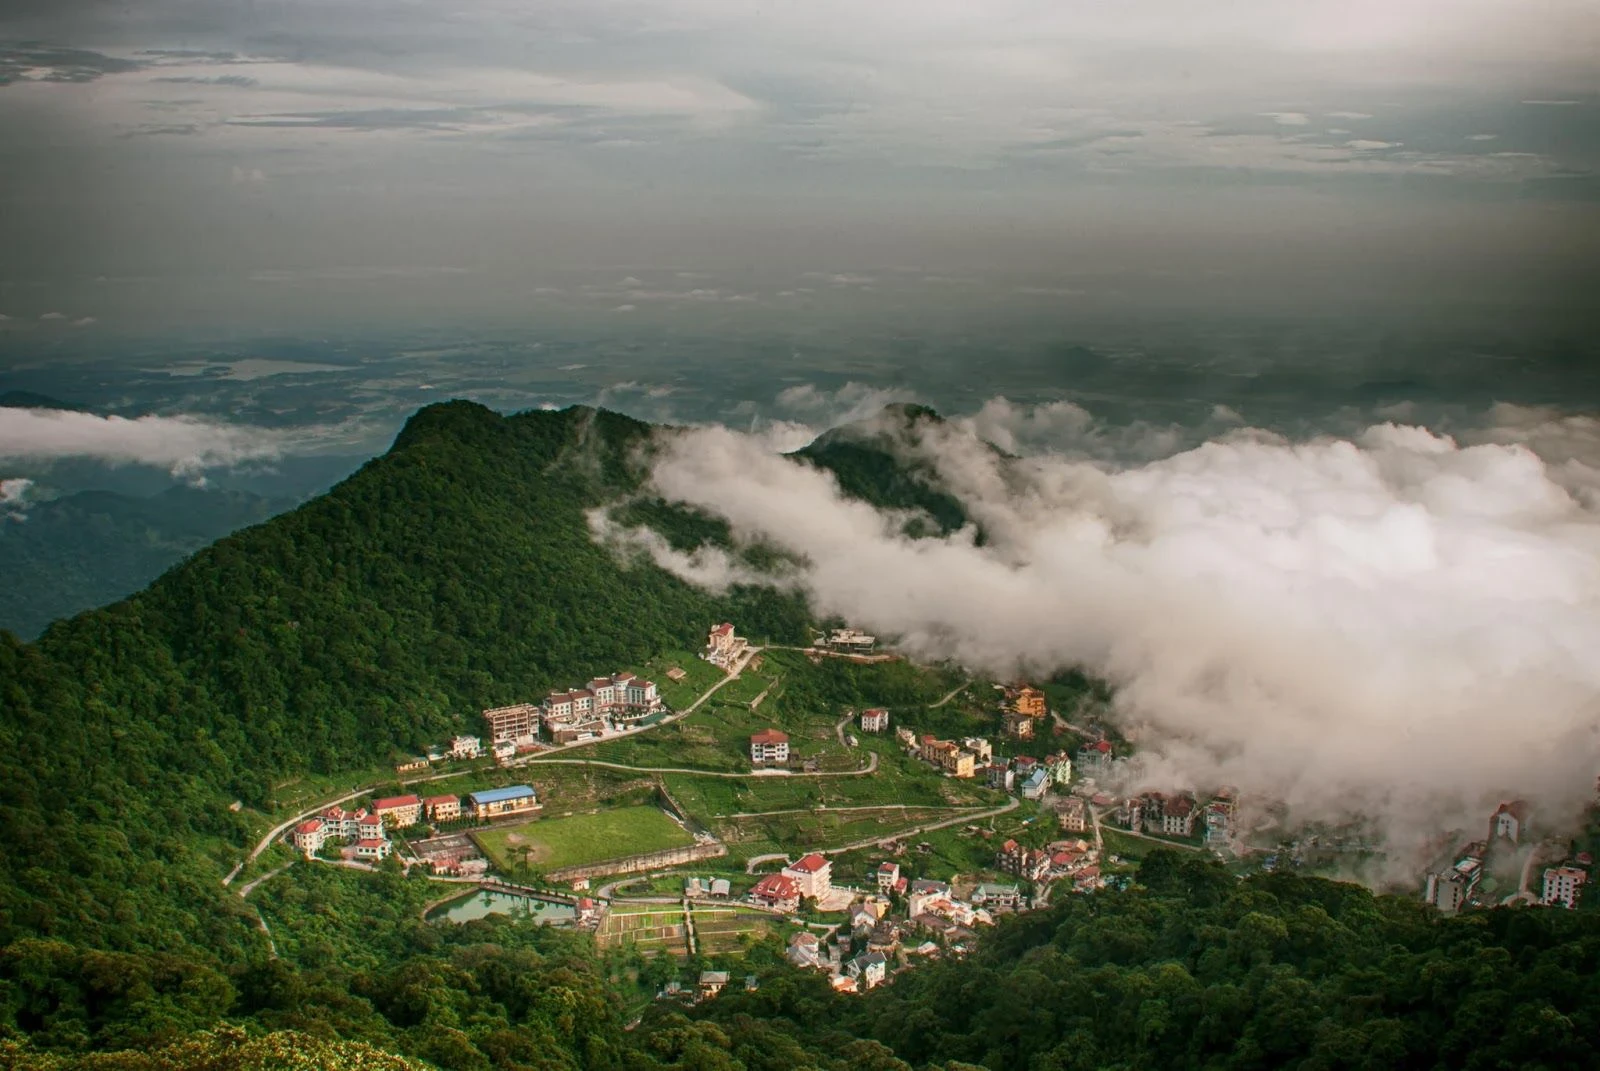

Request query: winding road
[{"left": 521, "top": 753, "right": 877, "bottom": 779}]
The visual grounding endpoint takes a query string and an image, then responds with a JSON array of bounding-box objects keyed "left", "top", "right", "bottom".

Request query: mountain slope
[
  {"left": 0, "top": 486, "right": 294, "bottom": 640},
  {"left": 0, "top": 401, "right": 808, "bottom": 955}
]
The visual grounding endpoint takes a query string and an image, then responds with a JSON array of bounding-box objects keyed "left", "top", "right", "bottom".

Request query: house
[
  {"left": 820, "top": 627, "right": 877, "bottom": 652},
  {"left": 1057, "top": 796, "right": 1088, "bottom": 833},
  {"left": 1012, "top": 686, "right": 1047, "bottom": 719},
  {"left": 1542, "top": 867, "right": 1587, "bottom": 910},
  {"left": 986, "top": 764, "right": 1015, "bottom": 791},
  {"left": 1021, "top": 768, "right": 1050, "bottom": 800},
  {"left": 356, "top": 813, "right": 386, "bottom": 841},
  {"left": 850, "top": 905, "right": 878, "bottom": 936},
  {"left": 1203, "top": 801, "right": 1233, "bottom": 847},
  {"left": 783, "top": 853, "right": 833, "bottom": 900},
  {"left": 1425, "top": 855, "right": 1483, "bottom": 914},
  {"left": 355, "top": 838, "right": 392, "bottom": 861},
  {"left": 710, "top": 878, "right": 731, "bottom": 898},
  {"left": 320, "top": 806, "right": 365, "bottom": 839},
  {"left": 867, "top": 920, "right": 903, "bottom": 953},
  {"left": 395, "top": 758, "right": 429, "bottom": 774},
  {"left": 372, "top": 794, "right": 423, "bottom": 828},
  {"left": 703, "top": 622, "right": 749, "bottom": 668},
  {"left": 424, "top": 795, "right": 462, "bottom": 822},
  {"left": 1043, "top": 752, "right": 1073, "bottom": 785},
  {"left": 1002, "top": 711, "right": 1036, "bottom": 739},
  {"left": 750, "top": 873, "right": 802, "bottom": 913},
  {"left": 787, "top": 931, "right": 823, "bottom": 968},
  {"left": 971, "top": 883, "right": 1022, "bottom": 912},
  {"left": 750, "top": 728, "right": 790, "bottom": 765},
  {"left": 830, "top": 974, "right": 859, "bottom": 994},
  {"left": 907, "top": 879, "right": 950, "bottom": 917},
  {"left": 542, "top": 673, "right": 663, "bottom": 738},
  {"left": 450, "top": 735, "right": 482, "bottom": 760},
  {"left": 846, "top": 952, "right": 888, "bottom": 989},
  {"left": 876, "top": 862, "right": 901, "bottom": 892},
  {"left": 962, "top": 737, "right": 993, "bottom": 764},
  {"left": 1014, "top": 756, "right": 1038, "bottom": 777},
  {"left": 698, "top": 971, "right": 730, "bottom": 999},
  {"left": 1490, "top": 800, "right": 1531, "bottom": 844},
  {"left": 576, "top": 898, "right": 602, "bottom": 924},
  {"left": 860, "top": 708, "right": 890, "bottom": 733},
  {"left": 482, "top": 703, "right": 540, "bottom": 745},
  {"left": 292, "top": 819, "right": 325, "bottom": 855},
  {"left": 1076, "top": 739, "right": 1113, "bottom": 776},
  {"left": 895, "top": 727, "right": 918, "bottom": 750},
  {"left": 492, "top": 739, "right": 516, "bottom": 764},
  {"left": 996, "top": 840, "right": 1050, "bottom": 881},
  {"left": 467, "top": 785, "right": 540, "bottom": 819},
  {"left": 1161, "top": 795, "right": 1197, "bottom": 837},
  {"left": 922, "top": 738, "right": 975, "bottom": 778}
]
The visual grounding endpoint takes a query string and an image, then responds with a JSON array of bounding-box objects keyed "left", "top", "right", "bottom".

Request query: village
[{"left": 262, "top": 620, "right": 1595, "bottom": 1003}]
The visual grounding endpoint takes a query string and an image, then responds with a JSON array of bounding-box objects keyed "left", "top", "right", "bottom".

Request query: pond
[{"left": 427, "top": 889, "right": 578, "bottom": 925}]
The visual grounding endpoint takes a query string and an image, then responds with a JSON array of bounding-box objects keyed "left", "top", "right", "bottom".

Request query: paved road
[
  {"left": 522, "top": 752, "right": 878, "bottom": 779},
  {"left": 1105, "top": 824, "right": 1202, "bottom": 851},
  {"left": 723, "top": 803, "right": 968, "bottom": 819},
  {"left": 929, "top": 680, "right": 973, "bottom": 709},
  {"left": 745, "top": 795, "right": 1021, "bottom": 872}
]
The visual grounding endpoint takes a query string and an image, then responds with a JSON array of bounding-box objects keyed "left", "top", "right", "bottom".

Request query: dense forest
[{"left": 3, "top": 401, "right": 1598, "bottom": 1069}]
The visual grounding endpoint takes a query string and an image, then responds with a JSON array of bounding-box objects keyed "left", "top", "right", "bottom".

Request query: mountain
[
  {"left": 0, "top": 486, "right": 294, "bottom": 640},
  {"left": 0, "top": 390, "right": 88, "bottom": 411},
  {"left": 0, "top": 401, "right": 809, "bottom": 956}
]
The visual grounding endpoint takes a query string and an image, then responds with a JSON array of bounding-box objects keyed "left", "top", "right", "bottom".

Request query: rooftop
[
  {"left": 788, "top": 853, "right": 829, "bottom": 873},
  {"left": 751, "top": 728, "right": 790, "bottom": 744},
  {"left": 468, "top": 785, "right": 537, "bottom": 805}
]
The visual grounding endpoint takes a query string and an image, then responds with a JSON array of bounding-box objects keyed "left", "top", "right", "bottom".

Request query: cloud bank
[
  {"left": 598, "top": 401, "right": 1600, "bottom": 858},
  {"left": 0, "top": 407, "right": 288, "bottom": 476}
]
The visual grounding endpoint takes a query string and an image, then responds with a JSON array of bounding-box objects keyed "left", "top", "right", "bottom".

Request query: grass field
[
  {"left": 473, "top": 806, "right": 695, "bottom": 872},
  {"left": 636, "top": 649, "right": 725, "bottom": 711}
]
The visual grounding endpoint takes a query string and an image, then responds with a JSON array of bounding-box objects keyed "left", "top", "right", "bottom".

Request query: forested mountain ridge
[{"left": 0, "top": 401, "right": 809, "bottom": 955}]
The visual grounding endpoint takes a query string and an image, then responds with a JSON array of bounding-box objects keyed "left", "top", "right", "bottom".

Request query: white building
[
  {"left": 451, "top": 735, "right": 482, "bottom": 759},
  {"left": 876, "top": 861, "right": 901, "bottom": 892},
  {"left": 1542, "top": 866, "right": 1587, "bottom": 910},
  {"left": 750, "top": 728, "right": 790, "bottom": 765},
  {"left": 860, "top": 708, "right": 890, "bottom": 733},
  {"left": 1490, "top": 800, "right": 1531, "bottom": 844},
  {"left": 846, "top": 952, "right": 888, "bottom": 989},
  {"left": 292, "top": 819, "right": 325, "bottom": 855},
  {"left": 703, "top": 622, "right": 749, "bottom": 668},
  {"left": 783, "top": 853, "right": 833, "bottom": 900}
]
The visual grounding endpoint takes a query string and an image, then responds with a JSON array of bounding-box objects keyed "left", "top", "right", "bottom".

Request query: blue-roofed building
[
  {"left": 1020, "top": 768, "right": 1049, "bottom": 800},
  {"left": 467, "top": 784, "right": 540, "bottom": 819}
]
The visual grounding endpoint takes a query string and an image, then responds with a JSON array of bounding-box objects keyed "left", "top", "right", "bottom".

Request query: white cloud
[
  {"left": 601, "top": 403, "right": 1600, "bottom": 868},
  {"left": 611, "top": 304, "right": 636, "bottom": 313},
  {"left": 1345, "top": 139, "right": 1401, "bottom": 150},
  {"left": 71, "top": 316, "right": 98, "bottom": 327},
  {"left": 1466, "top": 133, "right": 1498, "bottom": 140},
  {"left": 38, "top": 312, "right": 65, "bottom": 321},
  {"left": 1325, "top": 110, "right": 1374, "bottom": 119},
  {"left": 0, "top": 407, "right": 291, "bottom": 476},
  {"left": 1260, "top": 111, "right": 1311, "bottom": 125}
]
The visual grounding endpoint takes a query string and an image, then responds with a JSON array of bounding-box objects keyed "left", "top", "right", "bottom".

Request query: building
[
  {"left": 1161, "top": 795, "right": 1197, "bottom": 837},
  {"left": 292, "top": 819, "right": 325, "bottom": 855},
  {"left": 895, "top": 727, "right": 917, "bottom": 749},
  {"left": 1014, "top": 756, "right": 1039, "bottom": 777},
  {"left": 750, "top": 872, "right": 801, "bottom": 912},
  {"left": 819, "top": 627, "right": 877, "bottom": 652},
  {"left": 355, "top": 838, "right": 392, "bottom": 861},
  {"left": 1002, "top": 711, "right": 1036, "bottom": 739},
  {"left": 1203, "top": 801, "right": 1233, "bottom": 848},
  {"left": 356, "top": 813, "right": 386, "bottom": 841},
  {"left": 787, "top": 931, "right": 823, "bottom": 968},
  {"left": 783, "top": 853, "right": 833, "bottom": 900},
  {"left": 907, "top": 879, "right": 952, "bottom": 918},
  {"left": 492, "top": 739, "right": 516, "bottom": 764},
  {"left": 876, "top": 862, "right": 901, "bottom": 892},
  {"left": 750, "top": 728, "right": 790, "bottom": 765},
  {"left": 1057, "top": 796, "right": 1088, "bottom": 833},
  {"left": 860, "top": 708, "right": 890, "bottom": 733},
  {"left": 971, "top": 883, "right": 1023, "bottom": 912},
  {"left": 1542, "top": 866, "right": 1587, "bottom": 910},
  {"left": 1077, "top": 739, "right": 1113, "bottom": 776},
  {"left": 543, "top": 672, "right": 663, "bottom": 736},
  {"left": 703, "top": 622, "right": 749, "bottom": 668},
  {"left": 482, "top": 703, "right": 540, "bottom": 746},
  {"left": 996, "top": 840, "right": 1050, "bottom": 882},
  {"left": 372, "top": 794, "right": 422, "bottom": 828},
  {"left": 698, "top": 971, "right": 731, "bottom": 999},
  {"left": 921, "top": 737, "right": 975, "bottom": 778},
  {"left": 1043, "top": 751, "right": 1073, "bottom": 785},
  {"left": 1012, "top": 686, "right": 1047, "bottom": 719},
  {"left": 1021, "top": 768, "right": 1050, "bottom": 800},
  {"left": 986, "top": 764, "right": 1015, "bottom": 792},
  {"left": 451, "top": 735, "right": 482, "bottom": 760},
  {"left": 962, "top": 737, "right": 993, "bottom": 764},
  {"left": 1490, "top": 800, "right": 1531, "bottom": 844},
  {"left": 1426, "top": 854, "right": 1484, "bottom": 914},
  {"left": 846, "top": 952, "right": 888, "bottom": 989},
  {"left": 467, "top": 785, "right": 540, "bottom": 820},
  {"left": 424, "top": 795, "right": 462, "bottom": 822}
]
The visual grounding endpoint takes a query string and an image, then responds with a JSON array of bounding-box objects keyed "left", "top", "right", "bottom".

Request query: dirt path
[
  {"left": 929, "top": 680, "right": 972, "bottom": 709},
  {"left": 744, "top": 796, "right": 1020, "bottom": 872}
]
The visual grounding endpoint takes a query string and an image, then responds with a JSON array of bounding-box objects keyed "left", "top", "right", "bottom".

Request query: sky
[{"left": 1, "top": 0, "right": 1598, "bottom": 332}]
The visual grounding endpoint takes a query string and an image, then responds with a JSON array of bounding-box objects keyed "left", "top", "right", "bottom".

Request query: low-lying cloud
[
  {"left": 0, "top": 407, "right": 288, "bottom": 477},
  {"left": 597, "top": 400, "right": 1600, "bottom": 863}
]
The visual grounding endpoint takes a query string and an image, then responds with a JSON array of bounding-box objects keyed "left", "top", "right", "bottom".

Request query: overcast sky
[{"left": 2, "top": 0, "right": 1597, "bottom": 331}]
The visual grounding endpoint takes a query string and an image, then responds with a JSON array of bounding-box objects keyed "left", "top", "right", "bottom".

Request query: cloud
[
  {"left": 776, "top": 382, "right": 919, "bottom": 429},
  {"left": 71, "top": 316, "right": 97, "bottom": 326},
  {"left": 601, "top": 402, "right": 1600, "bottom": 872},
  {"left": 37, "top": 312, "right": 65, "bottom": 320},
  {"left": 1, "top": 476, "right": 32, "bottom": 520},
  {"left": 1260, "top": 112, "right": 1311, "bottom": 126},
  {"left": 0, "top": 408, "right": 291, "bottom": 476},
  {"left": 1325, "top": 111, "right": 1374, "bottom": 119},
  {"left": 1345, "top": 139, "right": 1401, "bottom": 150}
]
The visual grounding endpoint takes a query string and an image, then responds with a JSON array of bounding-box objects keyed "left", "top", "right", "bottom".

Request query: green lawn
[
  {"left": 473, "top": 806, "right": 695, "bottom": 872},
  {"left": 635, "top": 649, "right": 725, "bottom": 711}
]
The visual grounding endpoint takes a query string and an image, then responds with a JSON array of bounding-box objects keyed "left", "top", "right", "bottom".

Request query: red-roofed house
[
  {"left": 876, "top": 861, "right": 901, "bottom": 892},
  {"left": 355, "top": 838, "right": 392, "bottom": 861},
  {"left": 373, "top": 794, "right": 422, "bottom": 828},
  {"left": 1491, "top": 800, "right": 1532, "bottom": 844},
  {"left": 424, "top": 795, "right": 461, "bottom": 822},
  {"left": 750, "top": 872, "right": 801, "bottom": 912},
  {"left": 292, "top": 819, "right": 325, "bottom": 855},
  {"left": 783, "top": 853, "right": 833, "bottom": 899},
  {"left": 357, "top": 813, "right": 387, "bottom": 841},
  {"left": 861, "top": 708, "right": 890, "bottom": 733},
  {"left": 750, "top": 728, "right": 790, "bottom": 765}
]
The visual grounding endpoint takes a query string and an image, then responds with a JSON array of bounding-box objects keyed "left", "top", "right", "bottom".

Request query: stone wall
[{"left": 547, "top": 840, "right": 727, "bottom": 882}]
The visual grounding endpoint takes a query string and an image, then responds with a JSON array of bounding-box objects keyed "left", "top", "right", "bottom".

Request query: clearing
[{"left": 473, "top": 806, "right": 695, "bottom": 873}]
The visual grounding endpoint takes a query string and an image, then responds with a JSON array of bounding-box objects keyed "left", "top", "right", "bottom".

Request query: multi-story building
[
  {"left": 846, "top": 952, "right": 888, "bottom": 989},
  {"left": 1076, "top": 739, "right": 1113, "bottom": 777},
  {"left": 860, "top": 708, "right": 890, "bottom": 733},
  {"left": 996, "top": 840, "right": 1050, "bottom": 882},
  {"left": 783, "top": 853, "right": 833, "bottom": 900},
  {"left": 750, "top": 728, "right": 790, "bottom": 765},
  {"left": 1011, "top": 686, "right": 1046, "bottom": 719},
  {"left": 451, "top": 735, "right": 482, "bottom": 759},
  {"left": 1043, "top": 751, "right": 1073, "bottom": 785},
  {"left": 1020, "top": 768, "right": 1050, "bottom": 800},
  {"left": 703, "top": 622, "right": 749, "bottom": 668},
  {"left": 1002, "top": 711, "right": 1036, "bottom": 739},
  {"left": 466, "top": 785, "right": 540, "bottom": 820},
  {"left": 355, "top": 838, "right": 392, "bottom": 861},
  {"left": 1490, "top": 800, "right": 1531, "bottom": 845},
  {"left": 962, "top": 737, "right": 993, "bottom": 764},
  {"left": 1161, "top": 795, "right": 1197, "bottom": 837},
  {"left": 1426, "top": 853, "right": 1484, "bottom": 914},
  {"left": 971, "top": 883, "right": 1022, "bottom": 912},
  {"left": 819, "top": 628, "right": 876, "bottom": 652},
  {"left": 876, "top": 862, "right": 901, "bottom": 892},
  {"left": 373, "top": 794, "right": 423, "bottom": 828},
  {"left": 424, "top": 795, "right": 462, "bottom": 822},
  {"left": 1057, "top": 796, "right": 1088, "bottom": 833},
  {"left": 1542, "top": 866, "right": 1587, "bottom": 909},
  {"left": 292, "top": 819, "right": 326, "bottom": 855},
  {"left": 987, "top": 763, "right": 1015, "bottom": 791},
  {"left": 750, "top": 872, "right": 801, "bottom": 912},
  {"left": 482, "top": 703, "right": 540, "bottom": 746},
  {"left": 1203, "top": 801, "right": 1233, "bottom": 847}
]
